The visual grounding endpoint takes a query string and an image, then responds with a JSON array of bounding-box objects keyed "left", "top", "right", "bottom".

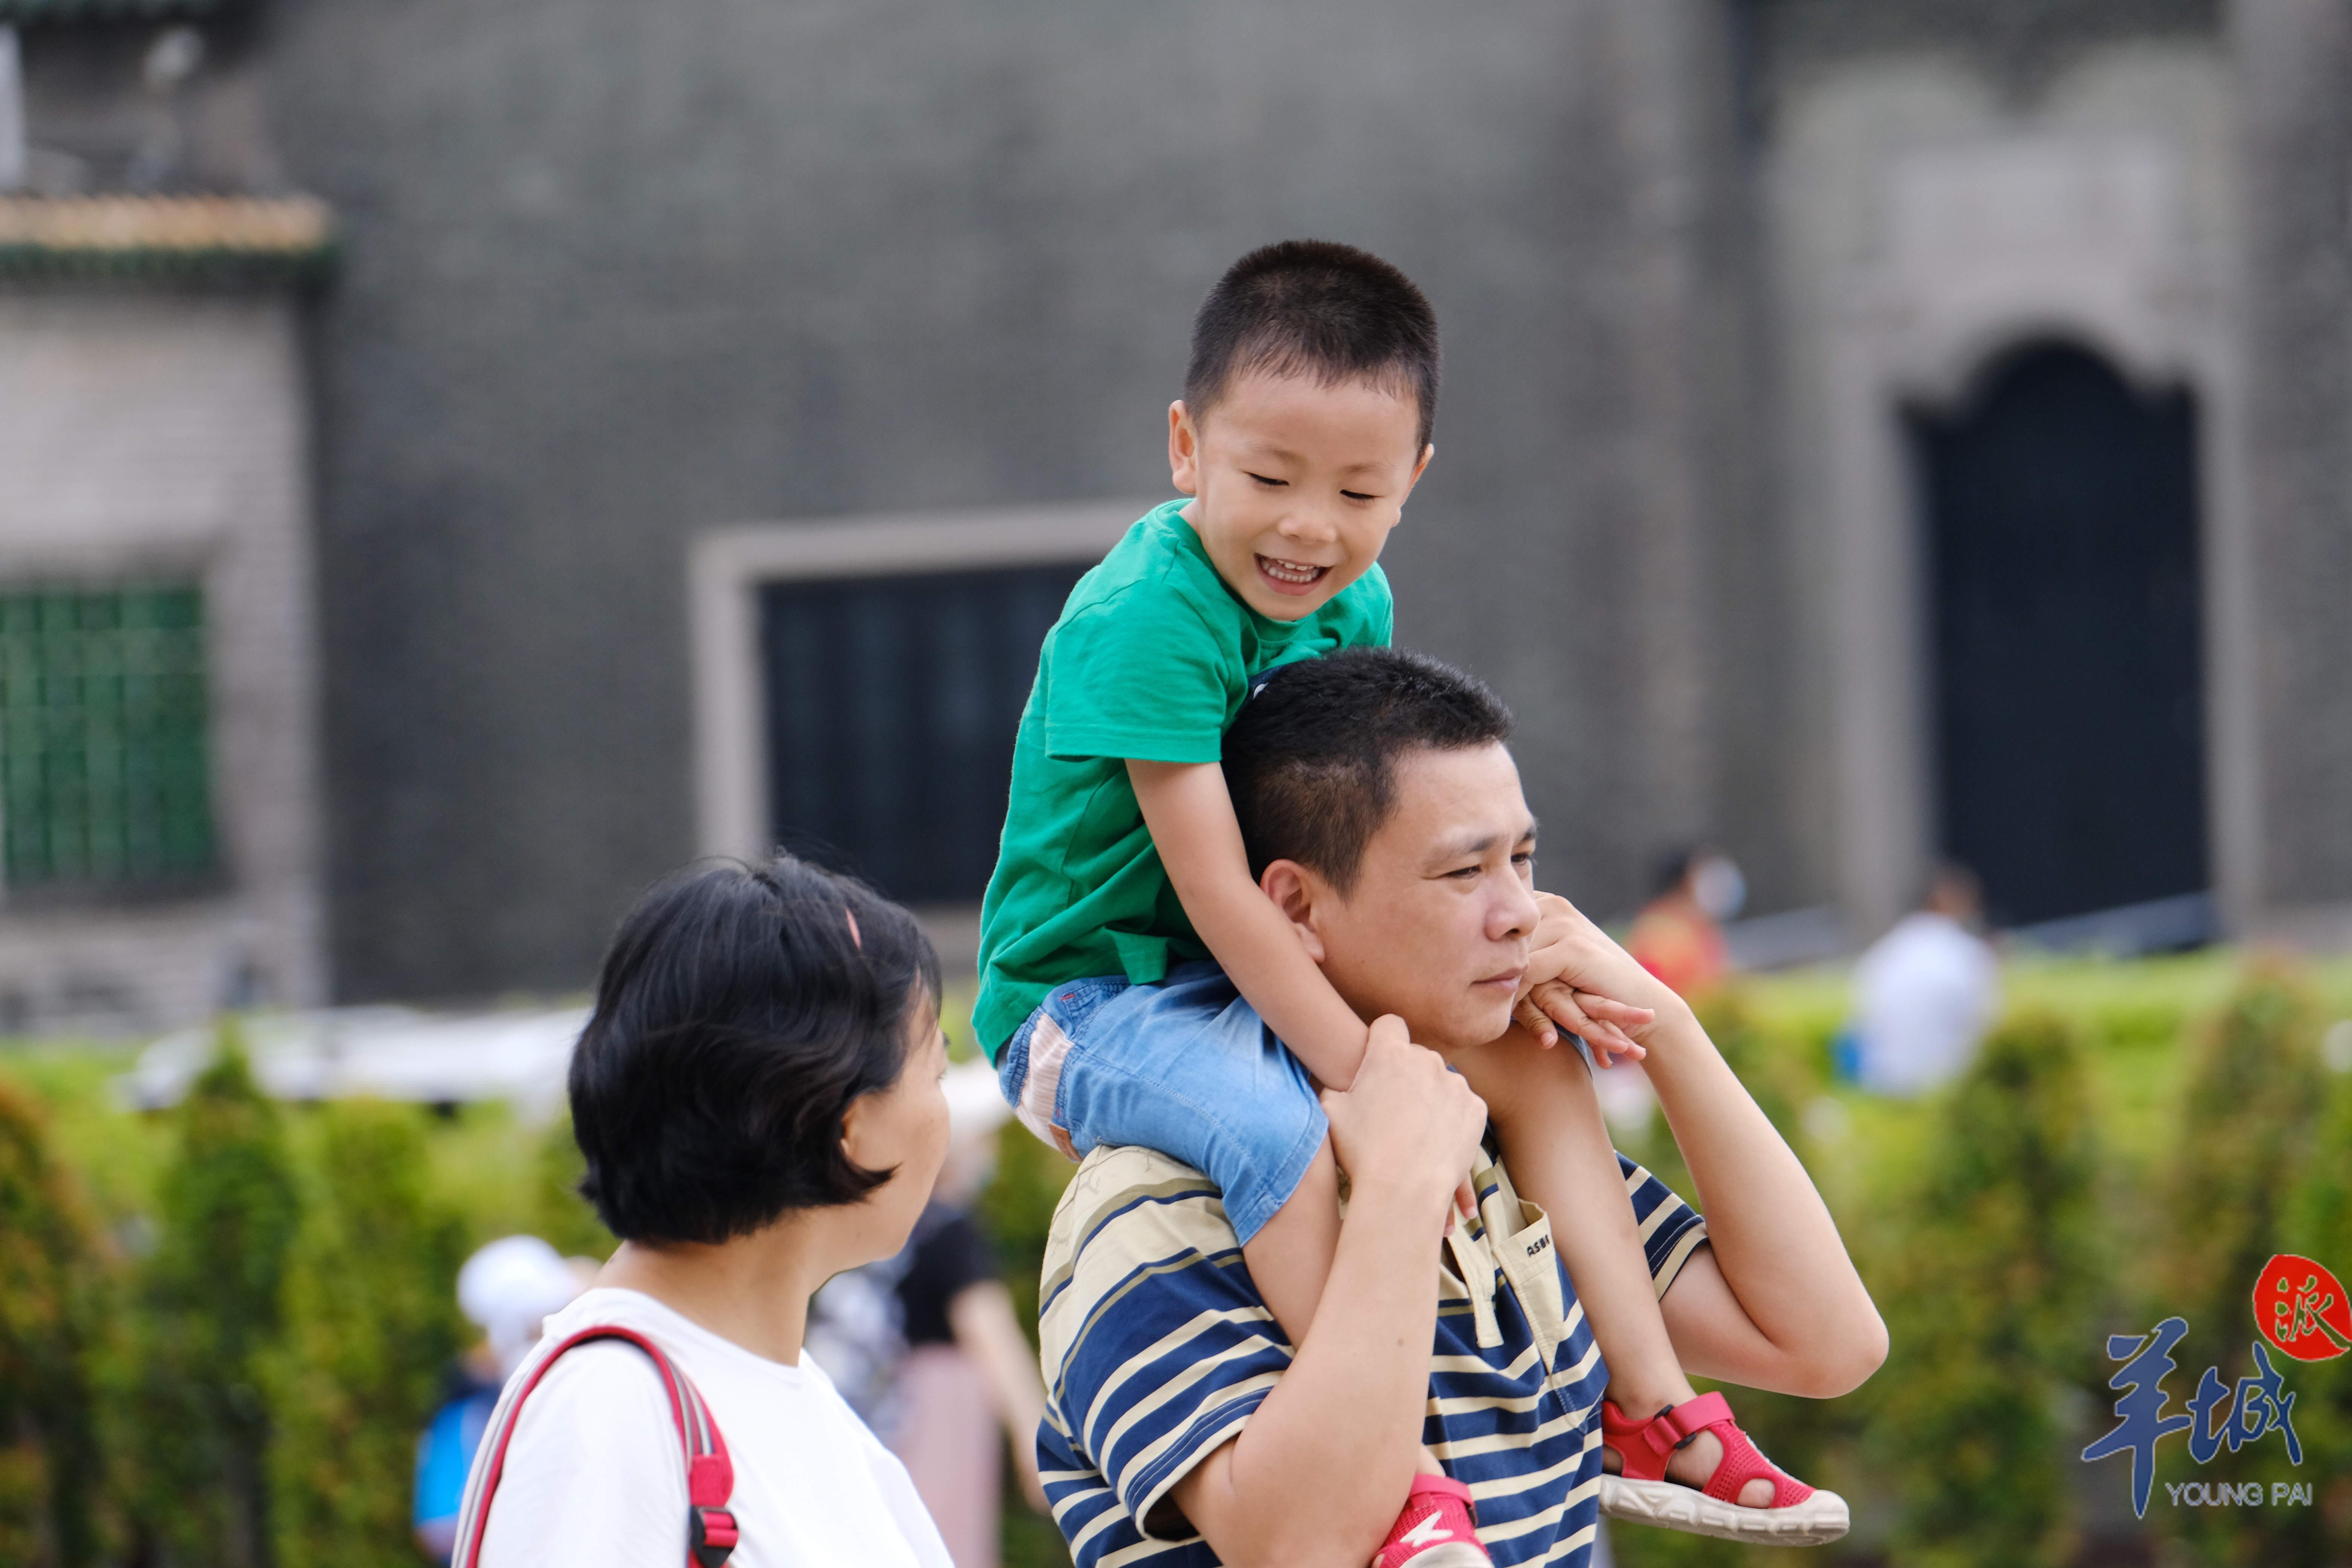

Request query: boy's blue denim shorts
[{"left": 996, "top": 961, "right": 1327, "bottom": 1246}]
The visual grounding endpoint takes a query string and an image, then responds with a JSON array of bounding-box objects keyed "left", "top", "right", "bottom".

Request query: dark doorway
[
  {"left": 1911, "top": 342, "right": 2208, "bottom": 929},
  {"left": 760, "top": 562, "right": 1088, "bottom": 905}
]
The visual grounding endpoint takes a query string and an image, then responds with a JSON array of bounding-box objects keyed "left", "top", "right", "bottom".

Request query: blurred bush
[
  {"left": 2153, "top": 967, "right": 2330, "bottom": 1567},
  {"left": 0, "top": 955, "right": 2344, "bottom": 1568},
  {"left": 129, "top": 1028, "right": 301, "bottom": 1568},
  {"left": 0, "top": 1078, "right": 112, "bottom": 1566},
  {"left": 1864, "top": 1009, "right": 2103, "bottom": 1568},
  {"left": 2282, "top": 1038, "right": 2352, "bottom": 1554},
  {"left": 271, "top": 1100, "right": 469, "bottom": 1568},
  {"left": 531, "top": 1112, "right": 615, "bottom": 1259},
  {"left": 1591, "top": 960, "right": 2351, "bottom": 1568}
]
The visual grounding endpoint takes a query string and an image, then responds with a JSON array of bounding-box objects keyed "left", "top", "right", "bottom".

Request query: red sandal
[{"left": 1598, "top": 1392, "right": 1849, "bottom": 1545}]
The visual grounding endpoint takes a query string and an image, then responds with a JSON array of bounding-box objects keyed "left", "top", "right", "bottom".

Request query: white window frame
[{"left": 688, "top": 499, "right": 1155, "bottom": 864}]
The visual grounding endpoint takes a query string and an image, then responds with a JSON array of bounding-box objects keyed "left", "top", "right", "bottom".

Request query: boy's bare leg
[
  {"left": 1446, "top": 1034, "right": 1774, "bottom": 1507},
  {"left": 1242, "top": 1136, "right": 1450, "bottom": 1478}
]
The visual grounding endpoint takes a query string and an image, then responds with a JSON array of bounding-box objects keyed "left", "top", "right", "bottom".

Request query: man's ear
[
  {"left": 1168, "top": 400, "right": 1202, "bottom": 496},
  {"left": 1259, "top": 859, "right": 1329, "bottom": 963}
]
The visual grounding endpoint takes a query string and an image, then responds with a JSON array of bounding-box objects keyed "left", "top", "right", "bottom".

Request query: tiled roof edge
[{"left": 0, "top": 194, "right": 334, "bottom": 286}]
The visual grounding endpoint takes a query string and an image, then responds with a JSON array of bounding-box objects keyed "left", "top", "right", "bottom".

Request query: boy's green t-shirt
[{"left": 972, "top": 499, "right": 1393, "bottom": 1058}]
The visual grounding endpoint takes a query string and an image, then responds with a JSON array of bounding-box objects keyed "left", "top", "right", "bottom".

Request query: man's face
[
  {"left": 1307, "top": 743, "right": 1541, "bottom": 1052},
  {"left": 1168, "top": 368, "right": 1431, "bottom": 623}
]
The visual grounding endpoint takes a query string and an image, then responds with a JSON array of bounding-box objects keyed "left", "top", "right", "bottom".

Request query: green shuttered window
[{"left": 0, "top": 587, "right": 216, "bottom": 891}]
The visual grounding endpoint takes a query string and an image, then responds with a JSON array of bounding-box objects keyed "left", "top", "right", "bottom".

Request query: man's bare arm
[
  {"left": 1651, "top": 1246, "right": 1870, "bottom": 1398},
  {"left": 1521, "top": 898, "right": 1888, "bottom": 1399},
  {"left": 1643, "top": 997, "right": 1887, "bottom": 1398},
  {"left": 1169, "top": 1018, "right": 1487, "bottom": 1568}
]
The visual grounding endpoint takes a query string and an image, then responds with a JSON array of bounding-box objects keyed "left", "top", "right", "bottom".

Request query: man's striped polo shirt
[{"left": 1035, "top": 1144, "right": 1709, "bottom": 1567}]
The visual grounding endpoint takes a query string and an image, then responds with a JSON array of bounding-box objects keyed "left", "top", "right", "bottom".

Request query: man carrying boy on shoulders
[{"left": 1033, "top": 648, "right": 1885, "bottom": 1568}]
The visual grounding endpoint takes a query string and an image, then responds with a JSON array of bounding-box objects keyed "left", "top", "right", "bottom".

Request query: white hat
[{"left": 458, "top": 1234, "right": 583, "bottom": 1376}]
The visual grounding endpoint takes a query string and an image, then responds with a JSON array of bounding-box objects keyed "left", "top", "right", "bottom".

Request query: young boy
[{"left": 977, "top": 241, "right": 1837, "bottom": 1562}]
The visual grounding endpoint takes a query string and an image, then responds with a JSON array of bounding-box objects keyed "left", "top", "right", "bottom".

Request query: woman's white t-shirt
[{"left": 475, "top": 1288, "right": 953, "bottom": 1568}]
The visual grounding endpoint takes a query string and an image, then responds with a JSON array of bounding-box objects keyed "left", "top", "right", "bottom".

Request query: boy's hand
[
  {"left": 1513, "top": 985, "right": 1654, "bottom": 1066},
  {"left": 1509, "top": 892, "right": 1674, "bottom": 1064}
]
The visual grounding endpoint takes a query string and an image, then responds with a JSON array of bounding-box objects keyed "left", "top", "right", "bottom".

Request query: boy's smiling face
[{"left": 1169, "top": 367, "right": 1432, "bottom": 622}]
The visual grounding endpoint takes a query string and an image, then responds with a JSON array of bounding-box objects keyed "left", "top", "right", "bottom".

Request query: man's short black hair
[
  {"left": 569, "top": 855, "right": 942, "bottom": 1245},
  {"left": 1185, "top": 240, "right": 1441, "bottom": 455},
  {"left": 1223, "top": 648, "right": 1512, "bottom": 895}
]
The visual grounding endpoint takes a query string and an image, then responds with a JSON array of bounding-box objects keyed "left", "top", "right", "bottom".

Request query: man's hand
[
  {"left": 1177, "top": 1017, "right": 1491, "bottom": 1568},
  {"left": 1509, "top": 893, "right": 1674, "bottom": 1065},
  {"left": 1320, "top": 1015, "right": 1488, "bottom": 1233}
]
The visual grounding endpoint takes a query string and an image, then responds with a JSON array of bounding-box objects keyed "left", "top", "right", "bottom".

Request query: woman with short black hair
[{"left": 461, "top": 856, "right": 956, "bottom": 1568}]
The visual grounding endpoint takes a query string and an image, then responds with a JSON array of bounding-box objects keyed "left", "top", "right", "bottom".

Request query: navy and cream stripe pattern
[{"left": 1034, "top": 1144, "right": 1708, "bottom": 1567}]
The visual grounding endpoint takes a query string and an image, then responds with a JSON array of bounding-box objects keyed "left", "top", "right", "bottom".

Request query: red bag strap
[{"left": 450, "top": 1325, "right": 740, "bottom": 1568}]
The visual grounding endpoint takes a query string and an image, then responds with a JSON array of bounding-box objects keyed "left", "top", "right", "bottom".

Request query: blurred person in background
[
  {"left": 890, "top": 1064, "right": 1051, "bottom": 1566},
  {"left": 807, "top": 1062, "right": 1049, "bottom": 1568},
  {"left": 414, "top": 1235, "right": 586, "bottom": 1562},
  {"left": 1846, "top": 863, "right": 1998, "bottom": 1097},
  {"left": 1628, "top": 847, "right": 1744, "bottom": 1000}
]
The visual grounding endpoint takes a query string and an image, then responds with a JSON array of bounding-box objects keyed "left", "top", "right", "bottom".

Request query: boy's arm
[{"left": 1128, "top": 760, "right": 1372, "bottom": 1088}]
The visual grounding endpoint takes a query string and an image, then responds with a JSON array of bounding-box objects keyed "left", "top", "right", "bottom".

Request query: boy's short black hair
[
  {"left": 1185, "top": 240, "right": 1441, "bottom": 454},
  {"left": 569, "top": 855, "right": 942, "bottom": 1245},
  {"left": 1222, "top": 648, "right": 1512, "bottom": 895}
]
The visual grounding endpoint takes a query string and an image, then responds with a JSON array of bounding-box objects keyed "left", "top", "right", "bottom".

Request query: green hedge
[
  {"left": 1865, "top": 1009, "right": 2103, "bottom": 1568},
  {"left": 269, "top": 1101, "right": 470, "bottom": 1568},
  {"left": 1608, "top": 957, "right": 2352, "bottom": 1568},
  {"left": 130, "top": 1033, "right": 302, "bottom": 1568},
  {"left": 0, "top": 1038, "right": 562, "bottom": 1568},
  {"left": 0, "top": 1074, "right": 110, "bottom": 1565},
  {"left": 0, "top": 953, "right": 2347, "bottom": 1567}
]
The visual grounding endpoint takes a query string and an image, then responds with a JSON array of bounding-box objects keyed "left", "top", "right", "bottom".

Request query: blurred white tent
[{"left": 115, "top": 1005, "right": 589, "bottom": 1120}]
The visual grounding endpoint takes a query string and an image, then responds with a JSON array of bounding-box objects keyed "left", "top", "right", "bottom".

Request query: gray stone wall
[
  {"left": 12, "top": 0, "right": 2323, "bottom": 1013},
  {"left": 1740, "top": 0, "right": 2221, "bottom": 113},
  {"left": 0, "top": 288, "right": 325, "bottom": 1031},
  {"left": 2233, "top": 0, "right": 2352, "bottom": 913},
  {"left": 260, "top": 0, "right": 1785, "bottom": 1000},
  {"left": 1738, "top": 0, "right": 2352, "bottom": 942},
  {"left": 1753, "top": 26, "right": 2245, "bottom": 933}
]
